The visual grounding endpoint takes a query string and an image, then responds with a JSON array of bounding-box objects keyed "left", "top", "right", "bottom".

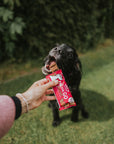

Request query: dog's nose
[
  {"left": 54, "top": 47, "right": 62, "bottom": 54},
  {"left": 54, "top": 47, "right": 57, "bottom": 51}
]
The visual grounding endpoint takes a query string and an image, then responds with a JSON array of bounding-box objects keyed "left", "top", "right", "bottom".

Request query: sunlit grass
[{"left": 0, "top": 46, "right": 114, "bottom": 144}]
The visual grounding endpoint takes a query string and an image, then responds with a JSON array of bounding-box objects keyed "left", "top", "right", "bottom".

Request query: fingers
[
  {"left": 33, "top": 78, "right": 49, "bottom": 86},
  {"left": 45, "top": 96, "right": 56, "bottom": 101},
  {"left": 45, "top": 89, "right": 54, "bottom": 95},
  {"left": 44, "top": 80, "right": 59, "bottom": 89},
  {"left": 33, "top": 78, "right": 58, "bottom": 88},
  {"left": 39, "top": 78, "right": 49, "bottom": 85}
]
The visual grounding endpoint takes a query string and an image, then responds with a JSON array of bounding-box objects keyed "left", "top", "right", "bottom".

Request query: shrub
[
  {"left": 0, "top": 0, "right": 25, "bottom": 62},
  {"left": 0, "top": 0, "right": 113, "bottom": 62}
]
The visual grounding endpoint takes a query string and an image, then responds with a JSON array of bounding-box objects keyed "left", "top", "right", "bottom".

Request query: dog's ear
[{"left": 74, "top": 54, "right": 82, "bottom": 74}]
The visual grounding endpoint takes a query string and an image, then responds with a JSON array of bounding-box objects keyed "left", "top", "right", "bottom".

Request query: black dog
[{"left": 42, "top": 44, "right": 89, "bottom": 126}]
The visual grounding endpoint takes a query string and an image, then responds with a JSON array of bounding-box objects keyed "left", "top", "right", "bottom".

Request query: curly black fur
[{"left": 42, "top": 44, "right": 89, "bottom": 126}]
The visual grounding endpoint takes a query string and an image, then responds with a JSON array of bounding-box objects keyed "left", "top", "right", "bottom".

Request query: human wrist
[
  {"left": 22, "top": 90, "right": 35, "bottom": 111},
  {"left": 16, "top": 93, "right": 29, "bottom": 114}
]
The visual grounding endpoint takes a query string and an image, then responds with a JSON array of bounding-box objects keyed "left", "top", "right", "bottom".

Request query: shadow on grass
[
  {"left": 61, "top": 89, "right": 114, "bottom": 122},
  {"left": 81, "top": 89, "right": 114, "bottom": 121}
]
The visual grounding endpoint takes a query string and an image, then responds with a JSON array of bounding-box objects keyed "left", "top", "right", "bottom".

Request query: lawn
[{"left": 0, "top": 46, "right": 114, "bottom": 144}]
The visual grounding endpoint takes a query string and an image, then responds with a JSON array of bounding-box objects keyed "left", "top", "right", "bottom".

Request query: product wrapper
[{"left": 46, "top": 69, "right": 76, "bottom": 111}]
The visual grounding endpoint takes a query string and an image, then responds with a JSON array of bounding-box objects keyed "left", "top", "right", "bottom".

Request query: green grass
[
  {"left": 0, "top": 58, "right": 43, "bottom": 83},
  {"left": 0, "top": 46, "right": 114, "bottom": 144}
]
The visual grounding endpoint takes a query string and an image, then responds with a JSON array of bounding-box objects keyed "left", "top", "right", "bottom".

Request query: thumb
[{"left": 44, "top": 80, "right": 58, "bottom": 89}]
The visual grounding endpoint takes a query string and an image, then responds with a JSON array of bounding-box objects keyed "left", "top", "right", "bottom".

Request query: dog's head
[{"left": 42, "top": 44, "right": 82, "bottom": 86}]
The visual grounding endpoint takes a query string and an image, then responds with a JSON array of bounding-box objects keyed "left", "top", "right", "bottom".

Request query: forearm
[
  {"left": 0, "top": 95, "right": 15, "bottom": 139},
  {"left": 0, "top": 79, "right": 57, "bottom": 138}
]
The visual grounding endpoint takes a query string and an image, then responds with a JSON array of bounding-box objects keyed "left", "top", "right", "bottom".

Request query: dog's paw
[
  {"left": 82, "top": 111, "right": 89, "bottom": 119},
  {"left": 52, "top": 120, "right": 61, "bottom": 127}
]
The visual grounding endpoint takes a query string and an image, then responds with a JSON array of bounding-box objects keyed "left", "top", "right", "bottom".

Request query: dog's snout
[
  {"left": 54, "top": 47, "right": 57, "bottom": 51},
  {"left": 53, "top": 47, "right": 62, "bottom": 54}
]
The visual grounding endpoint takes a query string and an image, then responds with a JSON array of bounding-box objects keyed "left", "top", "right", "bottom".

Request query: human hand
[{"left": 16, "top": 78, "right": 58, "bottom": 114}]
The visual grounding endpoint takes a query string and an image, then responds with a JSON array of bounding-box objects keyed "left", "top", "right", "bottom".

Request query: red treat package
[{"left": 46, "top": 69, "right": 76, "bottom": 111}]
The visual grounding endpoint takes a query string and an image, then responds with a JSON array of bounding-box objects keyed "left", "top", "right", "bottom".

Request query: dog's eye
[{"left": 59, "top": 50, "right": 62, "bottom": 54}]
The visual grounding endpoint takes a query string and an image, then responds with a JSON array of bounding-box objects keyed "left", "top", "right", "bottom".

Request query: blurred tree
[
  {"left": 0, "top": 0, "right": 113, "bottom": 62},
  {"left": 0, "top": 0, "right": 25, "bottom": 62}
]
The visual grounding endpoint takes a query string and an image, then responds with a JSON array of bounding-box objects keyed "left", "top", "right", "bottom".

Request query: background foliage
[{"left": 0, "top": 0, "right": 113, "bottom": 62}]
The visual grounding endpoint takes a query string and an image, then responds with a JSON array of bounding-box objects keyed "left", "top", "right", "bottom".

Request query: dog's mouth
[
  {"left": 46, "top": 56, "right": 56, "bottom": 70},
  {"left": 42, "top": 56, "right": 58, "bottom": 75}
]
